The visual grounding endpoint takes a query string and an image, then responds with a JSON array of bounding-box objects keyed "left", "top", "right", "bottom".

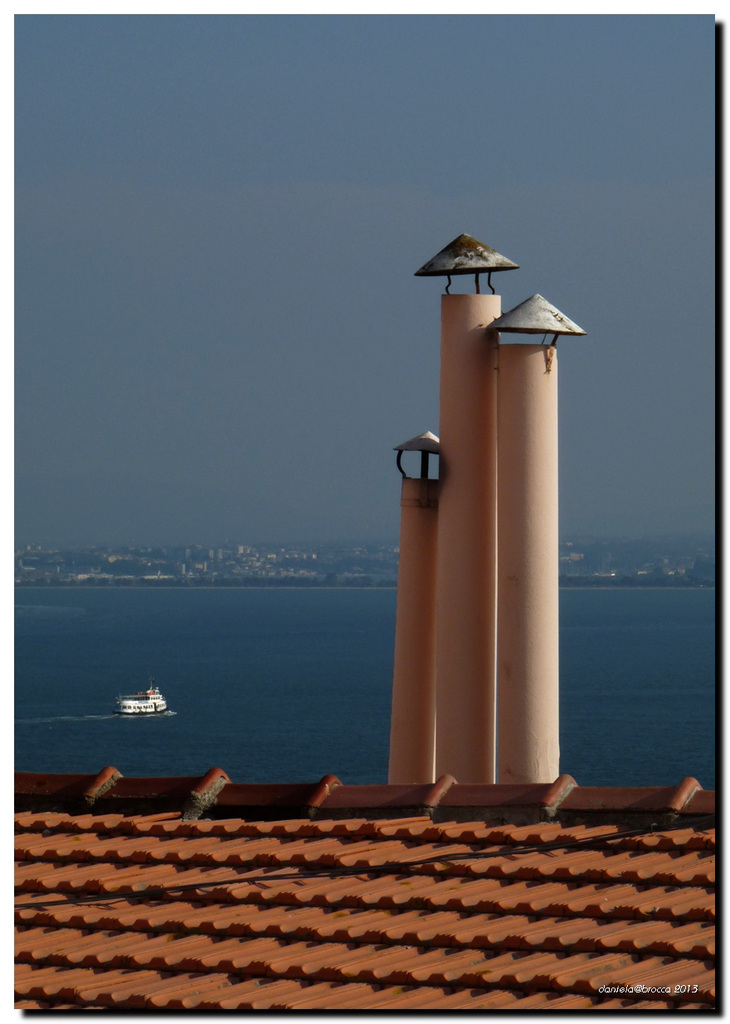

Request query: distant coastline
[
  {"left": 15, "top": 579, "right": 714, "bottom": 590},
  {"left": 15, "top": 537, "right": 715, "bottom": 590}
]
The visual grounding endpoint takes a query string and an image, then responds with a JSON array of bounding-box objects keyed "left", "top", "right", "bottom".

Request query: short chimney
[{"left": 388, "top": 433, "right": 440, "bottom": 784}]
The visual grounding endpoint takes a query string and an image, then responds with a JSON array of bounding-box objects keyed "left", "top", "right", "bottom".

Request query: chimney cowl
[
  {"left": 415, "top": 233, "right": 518, "bottom": 277},
  {"left": 490, "top": 294, "right": 586, "bottom": 336},
  {"left": 393, "top": 431, "right": 440, "bottom": 453}
]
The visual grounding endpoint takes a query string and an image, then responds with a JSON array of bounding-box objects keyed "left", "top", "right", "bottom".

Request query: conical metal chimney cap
[
  {"left": 415, "top": 233, "right": 519, "bottom": 277},
  {"left": 393, "top": 431, "right": 440, "bottom": 453},
  {"left": 490, "top": 294, "right": 586, "bottom": 335}
]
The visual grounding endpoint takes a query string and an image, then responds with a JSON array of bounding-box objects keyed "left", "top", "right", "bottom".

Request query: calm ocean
[{"left": 15, "top": 587, "right": 715, "bottom": 790}]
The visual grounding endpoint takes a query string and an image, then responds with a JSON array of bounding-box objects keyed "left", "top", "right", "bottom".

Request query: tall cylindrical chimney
[
  {"left": 497, "top": 343, "right": 560, "bottom": 782},
  {"left": 388, "top": 467, "right": 439, "bottom": 784},
  {"left": 412, "top": 234, "right": 518, "bottom": 783},
  {"left": 434, "top": 293, "right": 501, "bottom": 783},
  {"left": 490, "top": 294, "right": 586, "bottom": 783}
]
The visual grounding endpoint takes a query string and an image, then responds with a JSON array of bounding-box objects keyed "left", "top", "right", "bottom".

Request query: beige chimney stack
[
  {"left": 388, "top": 241, "right": 586, "bottom": 787},
  {"left": 496, "top": 343, "right": 560, "bottom": 782},
  {"left": 433, "top": 293, "right": 500, "bottom": 783},
  {"left": 491, "top": 295, "right": 586, "bottom": 783},
  {"left": 411, "top": 234, "right": 518, "bottom": 785},
  {"left": 388, "top": 436, "right": 439, "bottom": 784}
]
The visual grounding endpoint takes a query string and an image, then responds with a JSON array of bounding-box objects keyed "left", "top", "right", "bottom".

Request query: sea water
[{"left": 14, "top": 587, "right": 715, "bottom": 789}]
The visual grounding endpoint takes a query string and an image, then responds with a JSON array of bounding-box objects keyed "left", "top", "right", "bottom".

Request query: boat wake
[
  {"left": 16, "top": 712, "right": 177, "bottom": 724},
  {"left": 15, "top": 714, "right": 118, "bottom": 724}
]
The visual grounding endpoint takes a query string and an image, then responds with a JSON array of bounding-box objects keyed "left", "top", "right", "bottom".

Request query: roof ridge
[{"left": 14, "top": 772, "right": 715, "bottom": 826}]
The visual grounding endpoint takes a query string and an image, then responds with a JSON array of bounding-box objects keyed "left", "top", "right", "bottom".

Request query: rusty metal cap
[
  {"left": 490, "top": 294, "right": 586, "bottom": 335},
  {"left": 415, "top": 233, "right": 519, "bottom": 277},
  {"left": 394, "top": 431, "right": 440, "bottom": 453}
]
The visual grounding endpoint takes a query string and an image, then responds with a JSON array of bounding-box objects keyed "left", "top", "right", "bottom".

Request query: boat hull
[
  {"left": 115, "top": 683, "right": 169, "bottom": 715},
  {"left": 115, "top": 706, "right": 168, "bottom": 715}
]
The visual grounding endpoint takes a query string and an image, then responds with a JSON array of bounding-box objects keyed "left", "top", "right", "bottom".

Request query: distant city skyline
[
  {"left": 15, "top": 15, "right": 715, "bottom": 547},
  {"left": 16, "top": 535, "right": 716, "bottom": 589}
]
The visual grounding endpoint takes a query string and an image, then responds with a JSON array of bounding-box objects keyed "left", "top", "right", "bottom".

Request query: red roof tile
[{"left": 15, "top": 772, "right": 715, "bottom": 1010}]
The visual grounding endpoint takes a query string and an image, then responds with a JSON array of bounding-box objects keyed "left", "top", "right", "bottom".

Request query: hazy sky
[{"left": 15, "top": 14, "right": 715, "bottom": 547}]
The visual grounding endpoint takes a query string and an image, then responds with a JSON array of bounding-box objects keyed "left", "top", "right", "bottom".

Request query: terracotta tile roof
[{"left": 15, "top": 770, "right": 715, "bottom": 1010}]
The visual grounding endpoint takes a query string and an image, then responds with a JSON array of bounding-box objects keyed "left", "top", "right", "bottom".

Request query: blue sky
[{"left": 15, "top": 14, "right": 715, "bottom": 546}]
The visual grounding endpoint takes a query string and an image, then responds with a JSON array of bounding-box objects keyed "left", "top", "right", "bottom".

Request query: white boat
[{"left": 115, "top": 681, "right": 168, "bottom": 715}]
